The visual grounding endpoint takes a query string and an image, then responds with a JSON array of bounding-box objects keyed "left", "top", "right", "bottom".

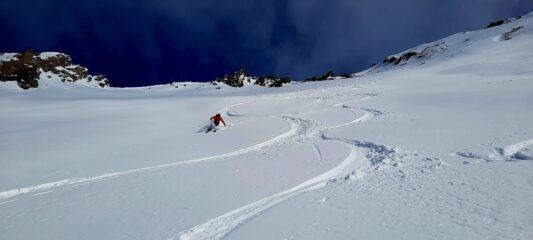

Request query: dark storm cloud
[{"left": 1, "top": 0, "right": 532, "bottom": 86}]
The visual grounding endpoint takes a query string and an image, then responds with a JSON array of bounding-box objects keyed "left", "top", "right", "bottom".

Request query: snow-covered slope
[{"left": 1, "top": 12, "right": 533, "bottom": 240}]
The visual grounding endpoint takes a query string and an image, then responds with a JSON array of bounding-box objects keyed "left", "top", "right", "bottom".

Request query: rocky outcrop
[
  {"left": 302, "top": 71, "right": 351, "bottom": 82},
  {"left": 255, "top": 76, "right": 290, "bottom": 87},
  {"left": 382, "top": 41, "right": 449, "bottom": 66},
  {"left": 215, "top": 68, "right": 248, "bottom": 87},
  {"left": 303, "top": 70, "right": 335, "bottom": 82},
  {"left": 501, "top": 26, "right": 524, "bottom": 41},
  {"left": 383, "top": 52, "right": 419, "bottom": 65},
  {"left": 213, "top": 68, "right": 290, "bottom": 88},
  {"left": 486, "top": 20, "right": 506, "bottom": 28},
  {"left": 486, "top": 16, "right": 521, "bottom": 28},
  {"left": 0, "top": 49, "right": 109, "bottom": 89}
]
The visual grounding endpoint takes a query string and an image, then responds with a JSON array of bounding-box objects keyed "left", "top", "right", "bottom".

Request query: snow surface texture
[{"left": 1, "top": 12, "right": 533, "bottom": 240}]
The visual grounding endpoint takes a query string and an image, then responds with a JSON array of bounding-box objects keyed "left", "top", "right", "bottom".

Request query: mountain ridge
[{"left": 1, "top": 12, "right": 531, "bottom": 90}]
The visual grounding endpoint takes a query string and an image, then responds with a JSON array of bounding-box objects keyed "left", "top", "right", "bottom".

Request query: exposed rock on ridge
[
  {"left": 302, "top": 71, "right": 352, "bottom": 82},
  {"left": 213, "top": 68, "right": 290, "bottom": 88}
]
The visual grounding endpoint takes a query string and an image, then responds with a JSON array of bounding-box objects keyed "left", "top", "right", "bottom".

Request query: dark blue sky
[{"left": 1, "top": 0, "right": 532, "bottom": 87}]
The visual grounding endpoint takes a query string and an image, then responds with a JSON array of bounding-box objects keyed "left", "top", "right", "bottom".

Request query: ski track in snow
[
  {"left": 0, "top": 104, "right": 296, "bottom": 202},
  {"left": 0, "top": 123, "right": 298, "bottom": 201},
  {"left": 171, "top": 143, "right": 365, "bottom": 240},
  {"left": 171, "top": 95, "right": 397, "bottom": 240},
  {"left": 327, "top": 97, "right": 382, "bottom": 129},
  {"left": 220, "top": 102, "right": 247, "bottom": 117},
  {"left": 171, "top": 137, "right": 395, "bottom": 240},
  {"left": 455, "top": 138, "right": 533, "bottom": 162},
  {"left": 311, "top": 143, "right": 323, "bottom": 164},
  {"left": 0, "top": 96, "right": 378, "bottom": 203},
  {"left": 332, "top": 106, "right": 381, "bottom": 129}
]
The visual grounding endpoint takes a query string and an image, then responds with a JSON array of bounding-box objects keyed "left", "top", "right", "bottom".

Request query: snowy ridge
[{"left": 368, "top": 11, "right": 533, "bottom": 74}]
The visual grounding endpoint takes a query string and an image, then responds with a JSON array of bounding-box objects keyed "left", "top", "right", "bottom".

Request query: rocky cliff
[{"left": 0, "top": 49, "right": 109, "bottom": 89}]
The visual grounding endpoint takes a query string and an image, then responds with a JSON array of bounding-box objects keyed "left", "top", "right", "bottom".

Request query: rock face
[
  {"left": 213, "top": 68, "right": 290, "bottom": 87},
  {"left": 0, "top": 49, "right": 109, "bottom": 89}
]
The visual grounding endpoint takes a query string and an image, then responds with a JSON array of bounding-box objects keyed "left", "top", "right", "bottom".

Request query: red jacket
[{"left": 211, "top": 114, "right": 226, "bottom": 126}]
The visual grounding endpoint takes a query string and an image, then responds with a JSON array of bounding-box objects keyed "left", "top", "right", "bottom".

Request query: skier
[{"left": 206, "top": 113, "right": 226, "bottom": 133}]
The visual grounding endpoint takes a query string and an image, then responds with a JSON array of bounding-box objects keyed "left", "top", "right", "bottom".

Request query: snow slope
[{"left": 1, "top": 12, "right": 533, "bottom": 240}]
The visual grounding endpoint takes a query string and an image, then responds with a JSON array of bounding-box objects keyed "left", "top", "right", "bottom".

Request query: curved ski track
[
  {"left": 171, "top": 95, "right": 396, "bottom": 240},
  {"left": 0, "top": 99, "right": 381, "bottom": 202},
  {"left": 0, "top": 104, "right": 293, "bottom": 202},
  {"left": 171, "top": 142, "right": 364, "bottom": 240}
]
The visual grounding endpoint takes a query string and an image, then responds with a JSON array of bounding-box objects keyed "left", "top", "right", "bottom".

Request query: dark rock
[
  {"left": 302, "top": 71, "right": 354, "bottom": 82},
  {"left": 501, "top": 26, "right": 523, "bottom": 41},
  {"left": 340, "top": 73, "right": 351, "bottom": 79},
  {"left": 485, "top": 17, "right": 520, "bottom": 29},
  {"left": 394, "top": 52, "right": 417, "bottom": 65},
  {"left": 0, "top": 49, "right": 40, "bottom": 89},
  {"left": 214, "top": 68, "right": 290, "bottom": 88},
  {"left": 486, "top": 20, "right": 505, "bottom": 28},
  {"left": 383, "top": 56, "right": 397, "bottom": 64},
  {"left": 214, "top": 68, "right": 247, "bottom": 87},
  {"left": 303, "top": 70, "right": 335, "bottom": 82},
  {"left": 383, "top": 51, "right": 420, "bottom": 65},
  {"left": 255, "top": 77, "right": 267, "bottom": 87},
  {"left": 257, "top": 76, "right": 290, "bottom": 87}
]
